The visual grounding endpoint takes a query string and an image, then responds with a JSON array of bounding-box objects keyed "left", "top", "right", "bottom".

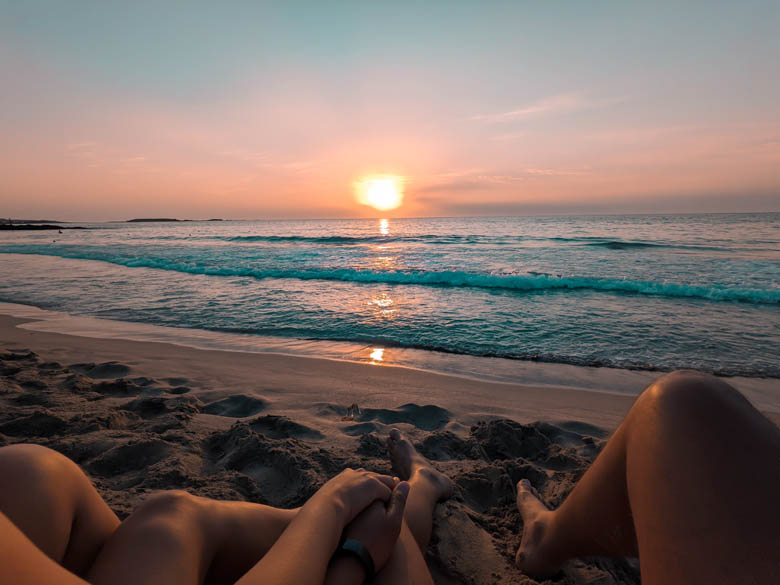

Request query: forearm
[{"left": 235, "top": 500, "right": 345, "bottom": 585}]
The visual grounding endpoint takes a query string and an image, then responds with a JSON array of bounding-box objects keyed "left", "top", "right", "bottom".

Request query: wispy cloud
[
  {"left": 489, "top": 132, "right": 527, "bottom": 142},
  {"left": 471, "top": 92, "right": 624, "bottom": 124},
  {"left": 522, "top": 167, "right": 589, "bottom": 176},
  {"left": 281, "top": 159, "right": 319, "bottom": 174},
  {"left": 416, "top": 166, "right": 591, "bottom": 194},
  {"left": 66, "top": 141, "right": 97, "bottom": 151},
  {"left": 214, "top": 149, "right": 271, "bottom": 165},
  {"left": 119, "top": 156, "right": 147, "bottom": 164},
  {"left": 66, "top": 141, "right": 100, "bottom": 167}
]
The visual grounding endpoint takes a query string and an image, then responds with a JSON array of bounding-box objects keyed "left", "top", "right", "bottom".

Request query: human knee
[
  {"left": 0, "top": 444, "right": 82, "bottom": 488},
  {"left": 134, "top": 490, "right": 201, "bottom": 520},
  {"left": 124, "top": 491, "right": 206, "bottom": 547},
  {"left": 640, "top": 370, "right": 747, "bottom": 421}
]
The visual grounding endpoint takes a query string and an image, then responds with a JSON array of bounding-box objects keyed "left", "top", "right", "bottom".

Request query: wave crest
[{"left": 1, "top": 246, "right": 777, "bottom": 305}]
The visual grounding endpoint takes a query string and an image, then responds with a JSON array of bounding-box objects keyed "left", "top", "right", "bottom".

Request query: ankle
[
  {"left": 542, "top": 510, "right": 567, "bottom": 564},
  {"left": 517, "top": 508, "right": 566, "bottom": 577}
]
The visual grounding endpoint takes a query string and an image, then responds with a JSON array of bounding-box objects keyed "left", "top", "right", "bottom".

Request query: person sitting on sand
[{"left": 1, "top": 370, "right": 778, "bottom": 584}]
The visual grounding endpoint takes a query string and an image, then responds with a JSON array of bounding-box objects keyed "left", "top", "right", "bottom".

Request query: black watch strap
[{"left": 334, "top": 538, "right": 375, "bottom": 584}]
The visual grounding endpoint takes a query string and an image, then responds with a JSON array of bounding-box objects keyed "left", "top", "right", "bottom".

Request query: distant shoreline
[
  {"left": 0, "top": 224, "right": 86, "bottom": 231},
  {"left": 125, "top": 218, "right": 224, "bottom": 223},
  {"left": 2, "top": 212, "right": 777, "bottom": 224}
]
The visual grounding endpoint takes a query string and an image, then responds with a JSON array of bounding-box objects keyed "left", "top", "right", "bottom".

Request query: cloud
[
  {"left": 414, "top": 167, "right": 591, "bottom": 194},
  {"left": 214, "top": 149, "right": 271, "bottom": 165},
  {"left": 522, "top": 167, "right": 589, "bottom": 176},
  {"left": 66, "top": 141, "right": 97, "bottom": 150},
  {"left": 489, "top": 132, "right": 526, "bottom": 141},
  {"left": 417, "top": 189, "right": 780, "bottom": 217},
  {"left": 471, "top": 92, "right": 624, "bottom": 124}
]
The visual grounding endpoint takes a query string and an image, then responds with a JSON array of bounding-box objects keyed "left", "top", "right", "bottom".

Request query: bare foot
[
  {"left": 386, "top": 429, "right": 453, "bottom": 501},
  {"left": 515, "top": 479, "right": 561, "bottom": 578}
]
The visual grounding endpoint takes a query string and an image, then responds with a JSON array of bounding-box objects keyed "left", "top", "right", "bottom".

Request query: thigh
[
  {"left": 373, "top": 524, "right": 435, "bottom": 585},
  {"left": 88, "top": 491, "right": 297, "bottom": 585},
  {"left": 0, "top": 444, "right": 119, "bottom": 575},
  {"left": 1, "top": 510, "right": 89, "bottom": 585},
  {"left": 627, "top": 375, "right": 780, "bottom": 585},
  {"left": 87, "top": 491, "right": 209, "bottom": 585}
]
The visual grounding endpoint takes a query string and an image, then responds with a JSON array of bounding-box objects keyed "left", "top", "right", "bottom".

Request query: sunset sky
[{"left": 2, "top": 1, "right": 779, "bottom": 220}]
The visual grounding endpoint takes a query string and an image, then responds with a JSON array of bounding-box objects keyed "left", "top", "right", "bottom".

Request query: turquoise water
[{"left": 1, "top": 214, "right": 778, "bottom": 378}]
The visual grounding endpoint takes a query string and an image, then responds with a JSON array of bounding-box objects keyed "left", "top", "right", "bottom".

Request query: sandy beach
[{"left": 1, "top": 312, "right": 778, "bottom": 584}]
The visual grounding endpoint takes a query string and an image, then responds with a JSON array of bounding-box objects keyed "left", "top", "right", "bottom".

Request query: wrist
[
  {"left": 295, "top": 496, "right": 350, "bottom": 558},
  {"left": 329, "top": 538, "right": 375, "bottom": 585},
  {"left": 325, "top": 554, "right": 366, "bottom": 585},
  {"left": 317, "top": 491, "right": 351, "bottom": 527}
]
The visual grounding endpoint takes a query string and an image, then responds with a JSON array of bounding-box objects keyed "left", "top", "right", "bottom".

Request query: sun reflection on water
[
  {"left": 370, "top": 292, "right": 396, "bottom": 319},
  {"left": 370, "top": 348, "right": 384, "bottom": 362},
  {"left": 370, "top": 256, "right": 398, "bottom": 271},
  {"left": 379, "top": 218, "right": 389, "bottom": 236}
]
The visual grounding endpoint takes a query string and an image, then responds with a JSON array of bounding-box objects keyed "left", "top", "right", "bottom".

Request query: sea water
[{"left": 1, "top": 214, "right": 778, "bottom": 379}]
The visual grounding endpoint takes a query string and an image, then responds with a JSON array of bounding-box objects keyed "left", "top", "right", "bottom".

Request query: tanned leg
[
  {"left": 515, "top": 370, "right": 780, "bottom": 585},
  {"left": 88, "top": 491, "right": 297, "bottom": 585},
  {"left": 0, "top": 444, "right": 120, "bottom": 577},
  {"left": 372, "top": 429, "right": 453, "bottom": 585},
  {"left": 89, "top": 429, "right": 454, "bottom": 585},
  {"left": 0, "top": 440, "right": 448, "bottom": 585},
  {"left": 0, "top": 443, "right": 298, "bottom": 585}
]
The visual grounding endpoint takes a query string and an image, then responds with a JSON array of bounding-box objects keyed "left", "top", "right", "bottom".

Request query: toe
[
  {"left": 389, "top": 428, "right": 401, "bottom": 441},
  {"left": 516, "top": 479, "right": 530, "bottom": 503},
  {"left": 516, "top": 479, "right": 543, "bottom": 512}
]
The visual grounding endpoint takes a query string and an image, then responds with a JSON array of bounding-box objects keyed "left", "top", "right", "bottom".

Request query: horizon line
[{"left": 4, "top": 210, "right": 779, "bottom": 224}]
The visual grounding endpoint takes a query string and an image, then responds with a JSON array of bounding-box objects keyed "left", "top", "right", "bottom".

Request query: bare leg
[
  {"left": 515, "top": 371, "right": 780, "bottom": 585},
  {"left": 0, "top": 443, "right": 297, "bottom": 585},
  {"left": 90, "top": 431, "right": 455, "bottom": 585},
  {"left": 0, "top": 438, "right": 451, "bottom": 585},
  {"left": 386, "top": 429, "right": 453, "bottom": 551},
  {"left": 88, "top": 491, "right": 297, "bottom": 585},
  {"left": 372, "top": 429, "right": 453, "bottom": 585},
  {"left": 0, "top": 444, "right": 120, "bottom": 577}
]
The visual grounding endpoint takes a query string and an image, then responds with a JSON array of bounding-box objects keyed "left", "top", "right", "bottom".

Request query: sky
[{"left": 1, "top": 1, "right": 779, "bottom": 220}]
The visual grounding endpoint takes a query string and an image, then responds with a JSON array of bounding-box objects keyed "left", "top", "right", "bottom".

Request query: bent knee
[
  {"left": 135, "top": 490, "right": 201, "bottom": 518},
  {"left": 640, "top": 370, "right": 751, "bottom": 421},
  {"left": 121, "top": 490, "right": 209, "bottom": 549},
  {"left": 0, "top": 444, "right": 81, "bottom": 485}
]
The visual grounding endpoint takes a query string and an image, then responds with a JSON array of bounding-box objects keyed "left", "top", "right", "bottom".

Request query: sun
[{"left": 354, "top": 175, "right": 404, "bottom": 211}]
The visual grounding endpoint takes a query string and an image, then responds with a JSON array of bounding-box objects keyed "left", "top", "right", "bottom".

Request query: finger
[
  {"left": 386, "top": 481, "right": 410, "bottom": 529},
  {"left": 343, "top": 478, "right": 392, "bottom": 524},
  {"left": 368, "top": 477, "right": 393, "bottom": 502},
  {"left": 370, "top": 473, "right": 398, "bottom": 490}
]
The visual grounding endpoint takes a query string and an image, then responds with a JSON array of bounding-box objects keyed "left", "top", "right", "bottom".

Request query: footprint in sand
[
  {"left": 249, "top": 415, "right": 323, "bottom": 440},
  {"left": 338, "top": 403, "right": 452, "bottom": 433},
  {"left": 69, "top": 361, "right": 131, "bottom": 379},
  {"left": 202, "top": 394, "right": 266, "bottom": 418}
]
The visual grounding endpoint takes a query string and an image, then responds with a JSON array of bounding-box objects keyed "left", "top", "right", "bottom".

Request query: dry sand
[{"left": 1, "top": 314, "right": 778, "bottom": 584}]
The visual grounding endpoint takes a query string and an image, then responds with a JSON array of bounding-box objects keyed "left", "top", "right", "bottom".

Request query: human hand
[
  {"left": 314, "top": 468, "right": 397, "bottom": 525},
  {"left": 343, "top": 480, "right": 410, "bottom": 571}
]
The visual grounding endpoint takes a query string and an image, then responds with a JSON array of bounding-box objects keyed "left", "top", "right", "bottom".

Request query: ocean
[{"left": 1, "top": 213, "right": 778, "bottom": 380}]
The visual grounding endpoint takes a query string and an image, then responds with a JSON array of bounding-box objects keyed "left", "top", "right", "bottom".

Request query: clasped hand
[{"left": 314, "top": 468, "right": 410, "bottom": 571}]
